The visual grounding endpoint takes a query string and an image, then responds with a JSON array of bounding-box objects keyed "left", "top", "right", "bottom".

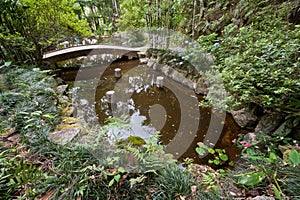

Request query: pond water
[{"left": 58, "top": 58, "right": 247, "bottom": 166}]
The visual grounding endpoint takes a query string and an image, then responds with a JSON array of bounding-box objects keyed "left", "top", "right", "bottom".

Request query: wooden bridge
[{"left": 43, "top": 45, "right": 146, "bottom": 63}]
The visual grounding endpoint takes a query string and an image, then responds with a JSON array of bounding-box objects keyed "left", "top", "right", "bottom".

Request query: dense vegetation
[{"left": 1, "top": 0, "right": 300, "bottom": 199}]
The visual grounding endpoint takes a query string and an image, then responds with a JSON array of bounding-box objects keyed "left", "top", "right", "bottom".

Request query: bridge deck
[{"left": 43, "top": 45, "right": 147, "bottom": 62}]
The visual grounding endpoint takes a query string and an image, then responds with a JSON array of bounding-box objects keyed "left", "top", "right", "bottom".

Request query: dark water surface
[{"left": 59, "top": 59, "right": 247, "bottom": 166}]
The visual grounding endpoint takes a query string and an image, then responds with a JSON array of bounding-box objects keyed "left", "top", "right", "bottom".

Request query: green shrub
[
  {"left": 151, "top": 166, "right": 192, "bottom": 199},
  {"left": 197, "top": 2, "right": 300, "bottom": 115}
]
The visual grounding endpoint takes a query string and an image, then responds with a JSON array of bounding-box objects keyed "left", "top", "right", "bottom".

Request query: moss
[
  {"left": 61, "top": 106, "right": 74, "bottom": 117},
  {"left": 127, "top": 136, "right": 146, "bottom": 146},
  {"left": 57, "top": 117, "right": 81, "bottom": 130},
  {"left": 115, "top": 135, "right": 146, "bottom": 147}
]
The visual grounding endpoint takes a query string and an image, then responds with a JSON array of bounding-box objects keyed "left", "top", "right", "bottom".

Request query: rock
[
  {"left": 146, "top": 58, "right": 156, "bottom": 68},
  {"left": 244, "top": 132, "right": 258, "bottom": 144},
  {"left": 273, "top": 118, "right": 294, "bottom": 136},
  {"left": 255, "top": 113, "right": 286, "bottom": 135},
  {"left": 48, "top": 127, "right": 80, "bottom": 145},
  {"left": 58, "top": 117, "right": 81, "bottom": 130},
  {"left": 231, "top": 109, "right": 258, "bottom": 129},
  {"left": 80, "top": 99, "right": 89, "bottom": 106},
  {"left": 194, "top": 78, "right": 208, "bottom": 95},
  {"left": 246, "top": 196, "right": 275, "bottom": 200},
  {"left": 56, "top": 84, "right": 68, "bottom": 95},
  {"left": 56, "top": 77, "right": 64, "bottom": 85},
  {"left": 62, "top": 106, "right": 74, "bottom": 117},
  {"left": 59, "top": 95, "right": 70, "bottom": 105}
]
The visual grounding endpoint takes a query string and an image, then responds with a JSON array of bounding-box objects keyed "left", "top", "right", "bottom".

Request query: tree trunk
[{"left": 191, "top": 0, "right": 197, "bottom": 40}]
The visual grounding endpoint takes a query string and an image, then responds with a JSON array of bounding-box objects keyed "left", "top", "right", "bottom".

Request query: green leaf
[
  {"left": 238, "top": 172, "right": 266, "bottom": 187},
  {"left": 213, "top": 159, "right": 220, "bottom": 165},
  {"left": 273, "top": 185, "right": 283, "bottom": 200},
  {"left": 196, "top": 142, "right": 208, "bottom": 156},
  {"left": 228, "top": 161, "right": 234, "bottom": 166},
  {"left": 114, "top": 174, "right": 121, "bottom": 182},
  {"left": 42, "top": 114, "right": 55, "bottom": 119},
  {"left": 219, "top": 154, "right": 228, "bottom": 161},
  {"left": 108, "top": 179, "right": 115, "bottom": 187},
  {"left": 208, "top": 149, "right": 215, "bottom": 154},
  {"left": 118, "top": 167, "right": 126, "bottom": 173},
  {"left": 289, "top": 149, "right": 300, "bottom": 167},
  {"left": 269, "top": 152, "right": 277, "bottom": 160}
]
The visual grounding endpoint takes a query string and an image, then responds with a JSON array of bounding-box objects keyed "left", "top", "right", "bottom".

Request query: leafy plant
[
  {"left": 0, "top": 146, "right": 47, "bottom": 199},
  {"left": 196, "top": 142, "right": 233, "bottom": 166},
  {"left": 230, "top": 132, "right": 300, "bottom": 198},
  {"left": 152, "top": 166, "right": 192, "bottom": 199},
  {"left": 197, "top": 2, "right": 300, "bottom": 115}
]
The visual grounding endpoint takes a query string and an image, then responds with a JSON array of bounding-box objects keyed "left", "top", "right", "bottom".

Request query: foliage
[
  {"left": 117, "top": 0, "right": 186, "bottom": 31},
  {"left": 0, "top": 0, "right": 91, "bottom": 64},
  {"left": 197, "top": 2, "right": 300, "bottom": 115},
  {"left": 196, "top": 142, "right": 233, "bottom": 167},
  {"left": 229, "top": 133, "right": 300, "bottom": 198},
  {"left": 0, "top": 146, "right": 48, "bottom": 199},
  {"left": 151, "top": 166, "right": 193, "bottom": 199},
  {"left": 0, "top": 68, "right": 60, "bottom": 145},
  {"left": 75, "top": 0, "right": 118, "bottom": 33}
]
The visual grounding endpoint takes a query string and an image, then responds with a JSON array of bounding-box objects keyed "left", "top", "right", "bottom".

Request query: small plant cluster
[
  {"left": 196, "top": 142, "right": 234, "bottom": 167},
  {"left": 228, "top": 132, "right": 300, "bottom": 199}
]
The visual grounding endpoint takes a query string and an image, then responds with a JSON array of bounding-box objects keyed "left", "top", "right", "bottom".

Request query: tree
[
  {"left": 0, "top": 0, "right": 34, "bottom": 64},
  {"left": 0, "top": 0, "right": 92, "bottom": 65}
]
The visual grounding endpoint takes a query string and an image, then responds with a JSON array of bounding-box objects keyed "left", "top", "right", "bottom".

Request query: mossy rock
[
  {"left": 62, "top": 106, "right": 74, "bottom": 117},
  {"left": 58, "top": 117, "right": 81, "bottom": 130},
  {"left": 116, "top": 135, "right": 146, "bottom": 147},
  {"left": 127, "top": 136, "right": 146, "bottom": 146}
]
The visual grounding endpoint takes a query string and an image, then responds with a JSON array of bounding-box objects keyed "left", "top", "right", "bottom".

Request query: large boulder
[
  {"left": 255, "top": 113, "right": 286, "bottom": 135},
  {"left": 231, "top": 109, "right": 258, "bottom": 129}
]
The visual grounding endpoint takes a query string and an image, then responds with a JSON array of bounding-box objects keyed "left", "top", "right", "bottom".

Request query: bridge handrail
[{"left": 43, "top": 44, "right": 149, "bottom": 59}]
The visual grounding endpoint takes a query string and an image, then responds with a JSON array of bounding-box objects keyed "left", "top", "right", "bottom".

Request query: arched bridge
[{"left": 43, "top": 45, "right": 146, "bottom": 63}]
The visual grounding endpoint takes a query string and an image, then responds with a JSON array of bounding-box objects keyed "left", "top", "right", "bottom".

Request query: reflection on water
[{"left": 61, "top": 59, "right": 247, "bottom": 165}]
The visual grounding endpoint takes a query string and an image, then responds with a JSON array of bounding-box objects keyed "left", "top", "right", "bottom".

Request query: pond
[{"left": 57, "top": 57, "right": 247, "bottom": 167}]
